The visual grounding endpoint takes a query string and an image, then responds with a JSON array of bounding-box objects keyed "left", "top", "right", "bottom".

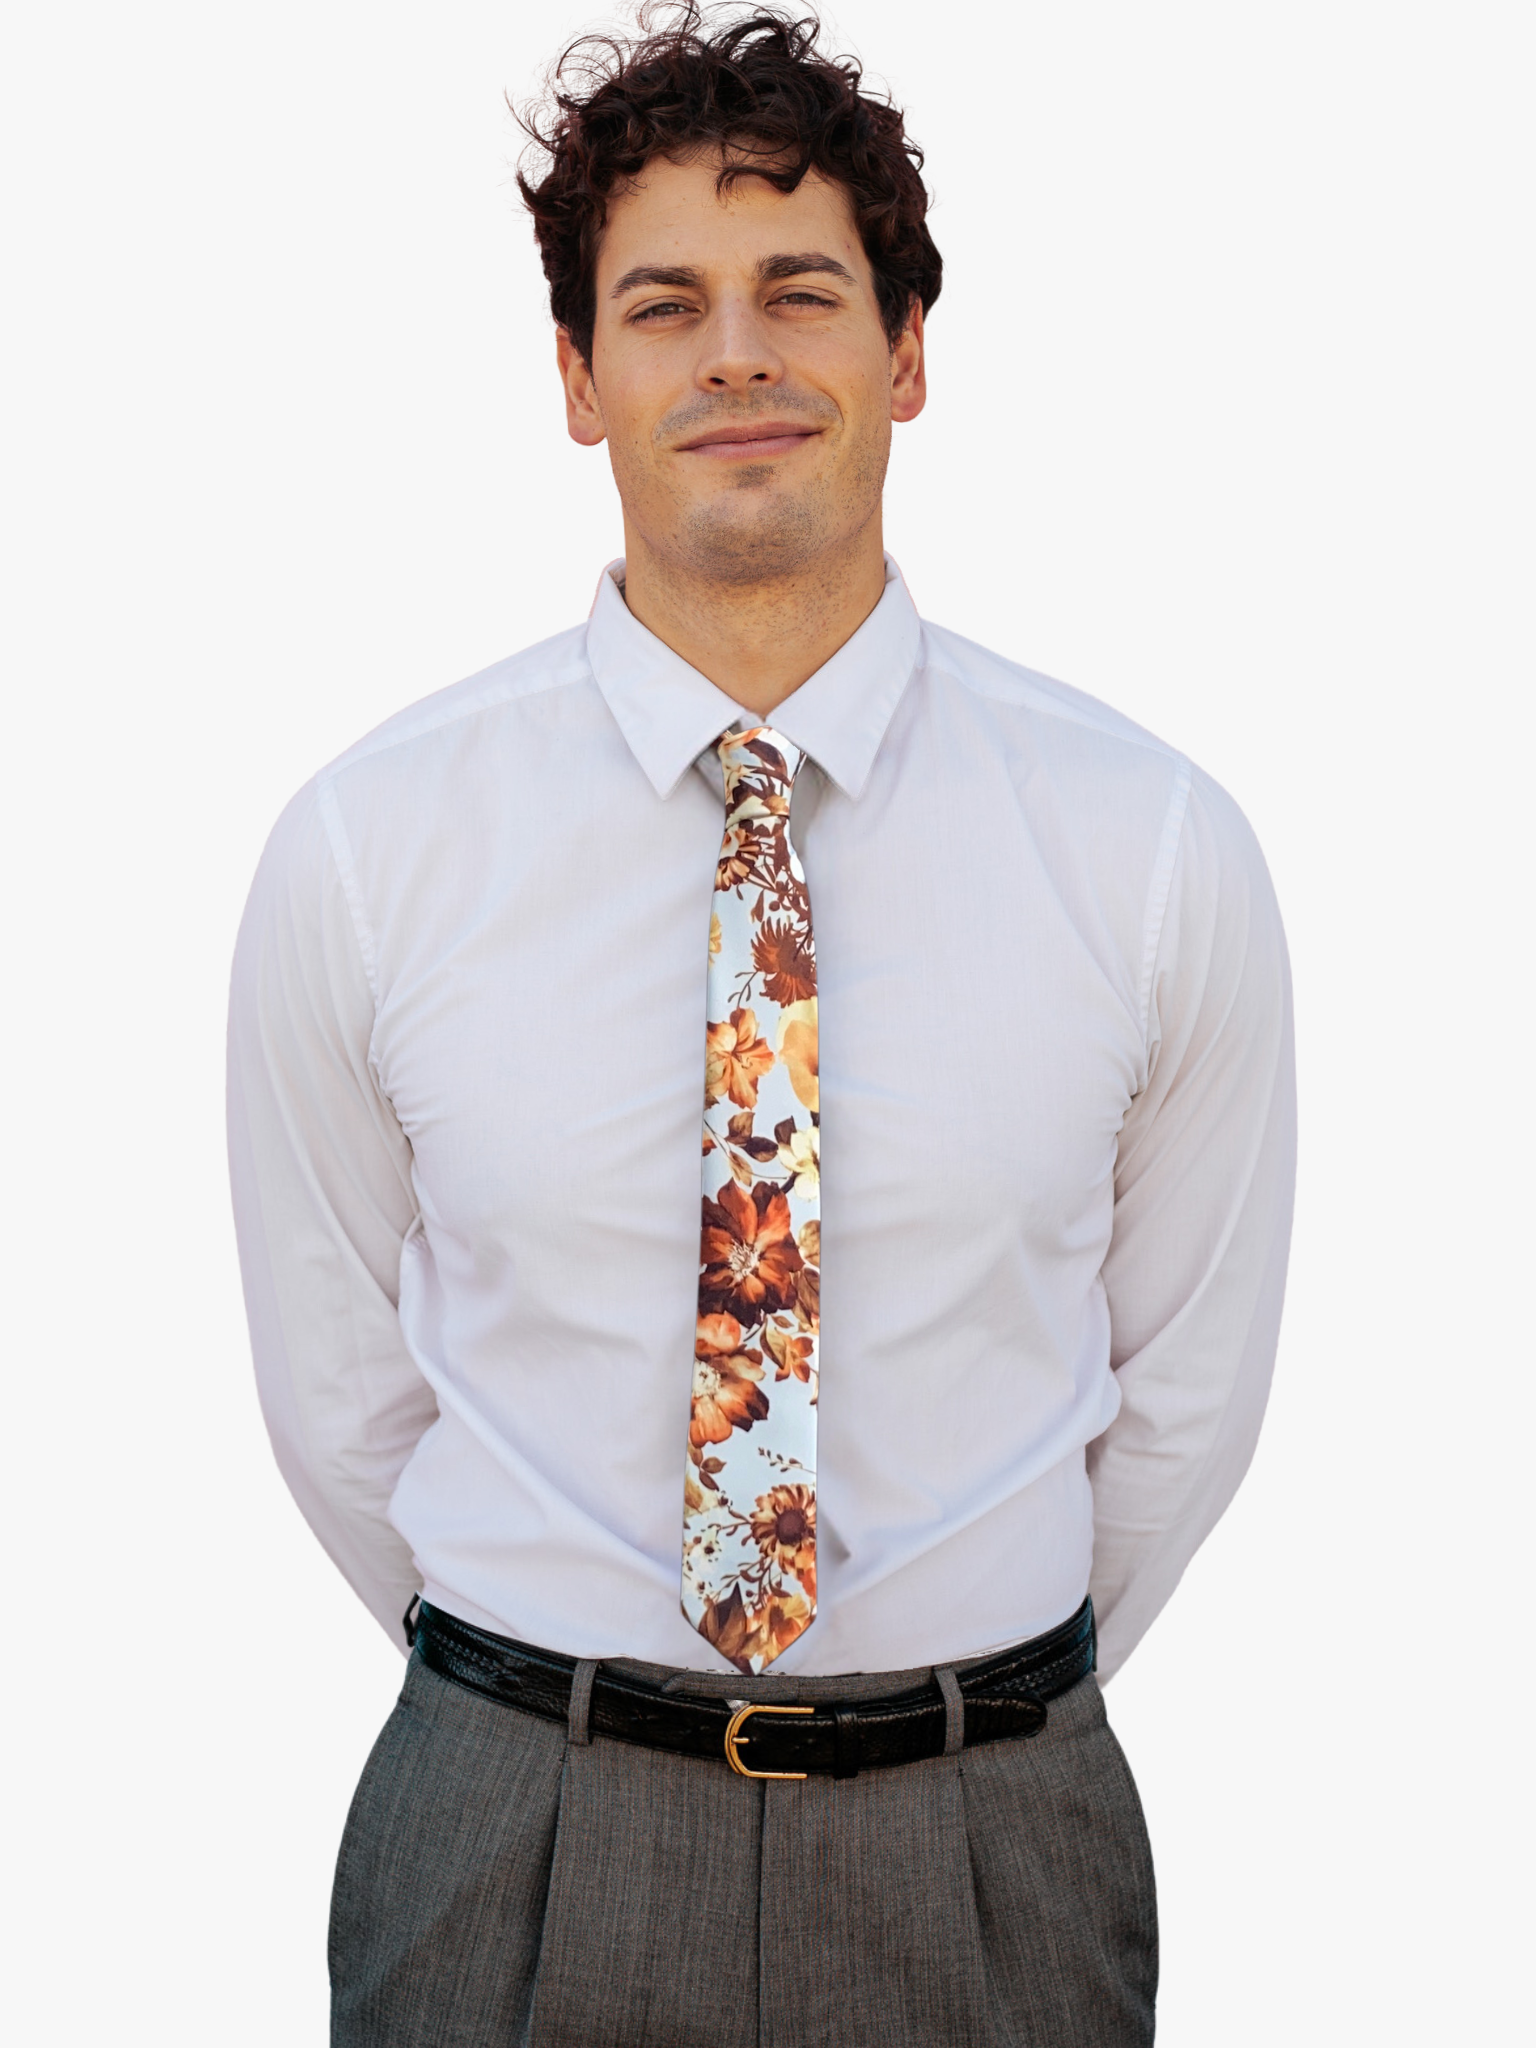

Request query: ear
[
  {"left": 557, "top": 328, "right": 607, "bottom": 447},
  {"left": 890, "top": 300, "right": 926, "bottom": 425}
]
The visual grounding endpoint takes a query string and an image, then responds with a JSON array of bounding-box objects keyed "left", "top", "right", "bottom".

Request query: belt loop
[
  {"left": 833, "top": 1707, "right": 861, "bottom": 1780},
  {"left": 402, "top": 1593, "right": 421, "bottom": 1649},
  {"left": 935, "top": 1665, "right": 965, "bottom": 1757},
  {"left": 568, "top": 1660, "right": 599, "bottom": 1747}
]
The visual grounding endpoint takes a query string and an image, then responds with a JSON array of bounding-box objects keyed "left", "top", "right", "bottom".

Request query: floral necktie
[{"left": 682, "top": 726, "right": 820, "bottom": 1674}]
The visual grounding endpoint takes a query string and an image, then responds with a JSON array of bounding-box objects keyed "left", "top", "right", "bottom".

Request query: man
[{"left": 228, "top": 9, "right": 1294, "bottom": 2044}]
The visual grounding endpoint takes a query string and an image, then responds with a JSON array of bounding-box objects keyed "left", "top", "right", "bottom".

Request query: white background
[{"left": 3, "top": 3, "right": 1531, "bottom": 2040}]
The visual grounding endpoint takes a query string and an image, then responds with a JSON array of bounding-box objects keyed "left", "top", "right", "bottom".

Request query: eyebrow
[
  {"left": 757, "top": 251, "right": 857, "bottom": 285},
  {"left": 608, "top": 251, "right": 858, "bottom": 298}
]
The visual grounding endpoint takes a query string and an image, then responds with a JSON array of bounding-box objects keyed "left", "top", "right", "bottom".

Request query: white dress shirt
[{"left": 227, "top": 557, "right": 1295, "bottom": 1680}]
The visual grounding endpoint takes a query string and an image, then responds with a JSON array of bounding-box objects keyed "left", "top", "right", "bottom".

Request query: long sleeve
[
  {"left": 227, "top": 780, "right": 435, "bottom": 1650},
  {"left": 1088, "top": 768, "right": 1297, "bottom": 1680}
]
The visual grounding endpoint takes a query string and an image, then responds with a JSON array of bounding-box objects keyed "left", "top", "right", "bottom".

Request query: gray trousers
[{"left": 331, "top": 1641, "right": 1157, "bottom": 2046}]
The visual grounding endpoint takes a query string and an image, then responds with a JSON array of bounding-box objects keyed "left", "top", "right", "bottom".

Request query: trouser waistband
[{"left": 409, "top": 1597, "right": 1096, "bottom": 1780}]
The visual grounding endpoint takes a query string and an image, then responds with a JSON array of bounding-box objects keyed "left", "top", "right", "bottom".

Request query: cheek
[
  {"left": 589, "top": 350, "right": 663, "bottom": 457},
  {"left": 601, "top": 406, "right": 668, "bottom": 506},
  {"left": 830, "top": 368, "right": 894, "bottom": 473},
  {"left": 812, "top": 346, "right": 895, "bottom": 438}
]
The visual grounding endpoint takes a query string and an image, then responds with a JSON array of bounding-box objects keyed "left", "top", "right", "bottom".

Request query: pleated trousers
[{"left": 330, "top": 1641, "right": 1157, "bottom": 2046}]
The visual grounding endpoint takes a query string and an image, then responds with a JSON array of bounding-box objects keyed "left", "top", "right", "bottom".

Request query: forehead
[{"left": 596, "top": 153, "right": 867, "bottom": 285}]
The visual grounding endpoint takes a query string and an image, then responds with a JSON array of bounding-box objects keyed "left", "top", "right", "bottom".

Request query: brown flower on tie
[
  {"left": 749, "top": 1482, "right": 818, "bottom": 1601},
  {"left": 698, "top": 1181, "right": 803, "bottom": 1324},
  {"left": 752, "top": 919, "right": 817, "bottom": 1005}
]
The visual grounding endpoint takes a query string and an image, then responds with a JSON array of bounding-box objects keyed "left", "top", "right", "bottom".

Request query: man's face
[{"left": 558, "top": 150, "right": 925, "bottom": 584}]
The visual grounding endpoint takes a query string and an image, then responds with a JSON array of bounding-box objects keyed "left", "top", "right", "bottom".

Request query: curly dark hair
[{"left": 516, "top": 4, "right": 941, "bottom": 366}]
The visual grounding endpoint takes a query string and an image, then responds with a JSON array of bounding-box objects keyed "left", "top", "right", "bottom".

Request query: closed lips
[{"left": 678, "top": 424, "right": 821, "bottom": 451}]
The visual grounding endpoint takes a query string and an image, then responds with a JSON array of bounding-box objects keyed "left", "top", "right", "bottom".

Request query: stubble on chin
[
  {"left": 676, "top": 471, "right": 833, "bottom": 584},
  {"left": 670, "top": 430, "right": 889, "bottom": 587}
]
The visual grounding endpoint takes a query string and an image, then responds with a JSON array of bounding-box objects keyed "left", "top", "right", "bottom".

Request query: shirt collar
[{"left": 584, "top": 554, "right": 922, "bottom": 801}]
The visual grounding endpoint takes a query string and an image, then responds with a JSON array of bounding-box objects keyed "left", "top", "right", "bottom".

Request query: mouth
[{"left": 675, "top": 422, "right": 823, "bottom": 460}]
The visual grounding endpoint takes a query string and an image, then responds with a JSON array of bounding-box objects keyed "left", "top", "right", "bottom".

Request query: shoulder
[
  {"left": 299, "top": 623, "right": 609, "bottom": 866},
  {"left": 317, "top": 623, "right": 593, "bottom": 788},
  {"left": 918, "top": 619, "right": 1189, "bottom": 770},
  {"left": 914, "top": 616, "right": 1278, "bottom": 926},
  {"left": 247, "top": 623, "right": 598, "bottom": 907},
  {"left": 915, "top": 618, "right": 1196, "bottom": 857}
]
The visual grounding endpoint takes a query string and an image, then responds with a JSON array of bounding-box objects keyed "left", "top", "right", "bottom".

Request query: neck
[{"left": 617, "top": 516, "right": 888, "bottom": 716}]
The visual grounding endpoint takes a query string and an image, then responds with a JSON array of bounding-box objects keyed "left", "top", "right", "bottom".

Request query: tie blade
[
  {"left": 686, "top": 723, "right": 821, "bottom": 1669},
  {"left": 681, "top": 1560, "right": 818, "bottom": 1675}
]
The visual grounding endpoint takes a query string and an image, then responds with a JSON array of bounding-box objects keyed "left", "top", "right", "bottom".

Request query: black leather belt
[{"left": 411, "top": 1597, "right": 1095, "bottom": 1780}]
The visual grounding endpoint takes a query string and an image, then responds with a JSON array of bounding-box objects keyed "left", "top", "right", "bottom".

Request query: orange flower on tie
[
  {"left": 765, "top": 1318, "right": 816, "bottom": 1385},
  {"left": 689, "top": 1314, "right": 769, "bottom": 1446},
  {"left": 704, "top": 1007, "right": 775, "bottom": 1110}
]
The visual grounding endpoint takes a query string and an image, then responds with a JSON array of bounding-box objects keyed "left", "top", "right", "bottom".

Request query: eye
[
  {"left": 630, "top": 299, "right": 694, "bottom": 323},
  {"left": 771, "top": 290, "right": 837, "bottom": 309}
]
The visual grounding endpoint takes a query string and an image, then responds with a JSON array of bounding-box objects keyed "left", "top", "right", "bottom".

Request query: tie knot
[{"left": 718, "top": 726, "right": 805, "bottom": 812}]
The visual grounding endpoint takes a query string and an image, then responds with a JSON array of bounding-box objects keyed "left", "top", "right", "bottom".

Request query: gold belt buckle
[{"left": 723, "top": 1702, "right": 813, "bottom": 1780}]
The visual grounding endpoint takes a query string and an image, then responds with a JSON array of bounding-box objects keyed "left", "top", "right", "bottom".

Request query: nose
[{"left": 695, "top": 294, "right": 784, "bottom": 394}]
